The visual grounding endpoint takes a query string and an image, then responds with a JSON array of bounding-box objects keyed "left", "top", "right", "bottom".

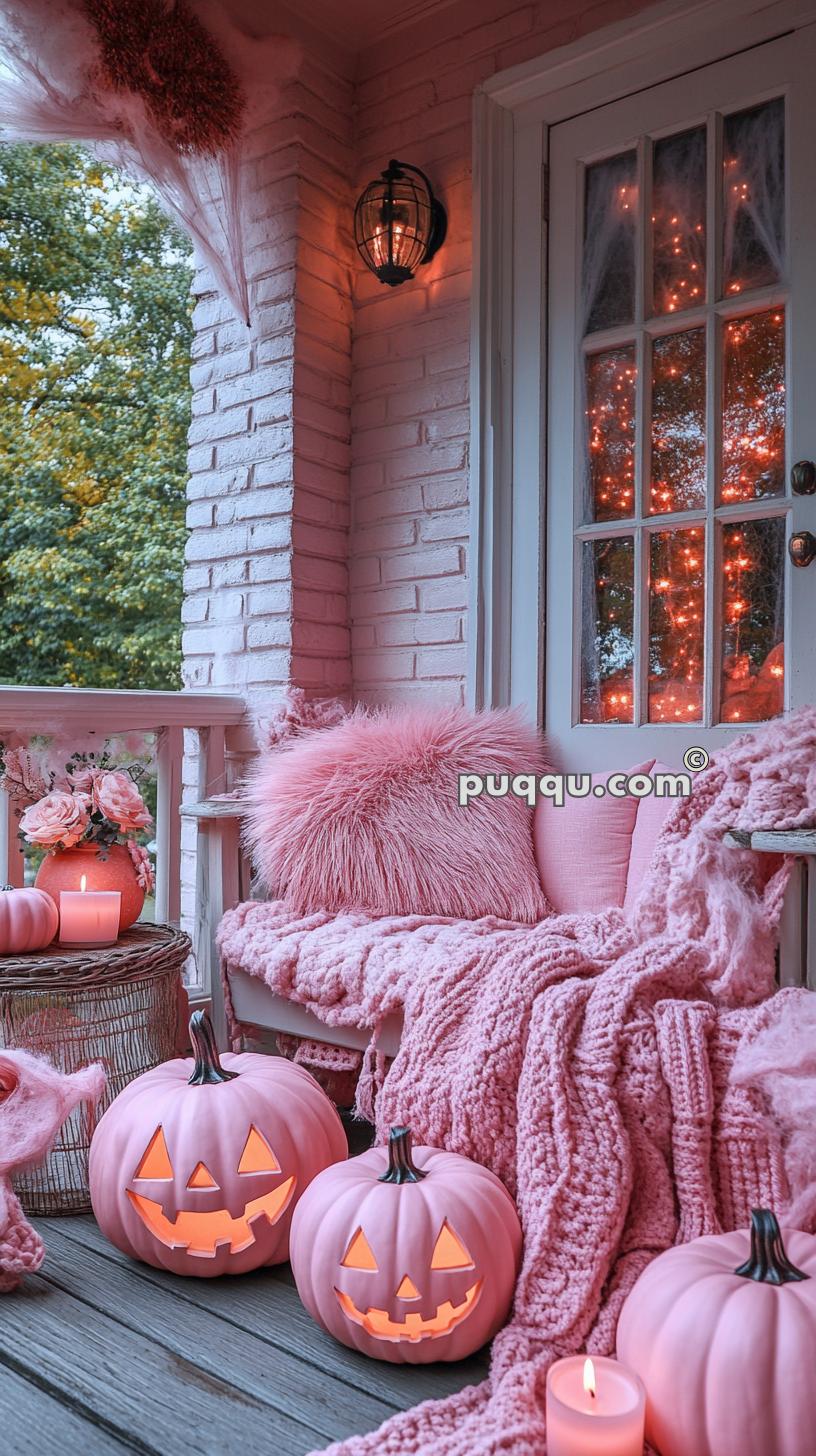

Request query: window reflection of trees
[{"left": 581, "top": 537, "right": 635, "bottom": 723}]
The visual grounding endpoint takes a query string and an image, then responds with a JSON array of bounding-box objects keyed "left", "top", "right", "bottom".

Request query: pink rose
[
  {"left": 20, "top": 791, "right": 90, "bottom": 849},
  {"left": 127, "top": 840, "right": 155, "bottom": 895},
  {"left": 68, "top": 764, "right": 103, "bottom": 794},
  {"left": 93, "top": 771, "right": 152, "bottom": 833}
]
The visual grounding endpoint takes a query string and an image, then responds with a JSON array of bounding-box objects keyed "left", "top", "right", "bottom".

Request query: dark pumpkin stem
[
  {"left": 378, "top": 1126, "right": 428, "bottom": 1184},
  {"left": 734, "top": 1209, "right": 809, "bottom": 1286},
  {"left": 188, "top": 1010, "right": 238, "bottom": 1086}
]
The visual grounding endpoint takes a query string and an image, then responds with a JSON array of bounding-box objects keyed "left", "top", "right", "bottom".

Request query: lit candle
[
  {"left": 59, "top": 874, "right": 121, "bottom": 948},
  {"left": 546, "top": 1355, "right": 645, "bottom": 1456}
]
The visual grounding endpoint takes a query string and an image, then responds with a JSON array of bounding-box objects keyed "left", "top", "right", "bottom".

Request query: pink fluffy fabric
[
  {"left": 243, "top": 705, "right": 552, "bottom": 923},
  {"left": 219, "top": 706, "right": 816, "bottom": 1456},
  {"left": 0, "top": 1049, "right": 105, "bottom": 1292},
  {"left": 732, "top": 991, "right": 816, "bottom": 1229},
  {"left": 0, "top": 0, "right": 300, "bottom": 325},
  {"left": 250, "top": 686, "right": 349, "bottom": 754}
]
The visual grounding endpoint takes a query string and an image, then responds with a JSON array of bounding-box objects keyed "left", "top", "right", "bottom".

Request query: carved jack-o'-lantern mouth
[
  {"left": 334, "top": 1280, "right": 483, "bottom": 1342},
  {"left": 334, "top": 1216, "right": 483, "bottom": 1341},
  {"left": 126, "top": 1122, "right": 296, "bottom": 1258},
  {"left": 127, "top": 1178, "right": 296, "bottom": 1257}
]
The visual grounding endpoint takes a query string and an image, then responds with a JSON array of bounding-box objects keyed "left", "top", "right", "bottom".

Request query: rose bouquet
[{"left": 1, "top": 742, "right": 155, "bottom": 894}]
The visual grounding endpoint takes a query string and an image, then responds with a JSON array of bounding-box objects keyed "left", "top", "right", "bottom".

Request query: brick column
[
  {"left": 182, "top": 53, "right": 354, "bottom": 704},
  {"left": 179, "top": 51, "right": 354, "bottom": 963}
]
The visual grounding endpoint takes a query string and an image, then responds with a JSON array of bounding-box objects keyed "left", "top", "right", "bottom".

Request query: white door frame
[{"left": 468, "top": 0, "right": 816, "bottom": 717}]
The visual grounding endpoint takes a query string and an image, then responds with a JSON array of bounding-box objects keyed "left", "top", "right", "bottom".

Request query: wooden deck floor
[{"left": 0, "top": 1131, "right": 488, "bottom": 1454}]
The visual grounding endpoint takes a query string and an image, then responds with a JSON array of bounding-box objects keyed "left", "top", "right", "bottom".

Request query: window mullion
[
  {"left": 703, "top": 111, "right": 722, "bottom": 728},
  {"left": 633, "top": 137, "right": 650, "bottom": 726}
]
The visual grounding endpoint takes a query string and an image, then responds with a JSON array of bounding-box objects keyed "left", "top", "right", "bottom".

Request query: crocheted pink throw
[
  {"left": 0, "top": 1050, "right": 105, "bottom": 1292},
  {"left": 218, "top": 709, "right": 816, "bottom": 1456}
]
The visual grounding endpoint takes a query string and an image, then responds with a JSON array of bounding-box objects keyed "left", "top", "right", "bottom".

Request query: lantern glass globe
[{"left": 354, "top": 159, "right": 446, "bottom": 287}]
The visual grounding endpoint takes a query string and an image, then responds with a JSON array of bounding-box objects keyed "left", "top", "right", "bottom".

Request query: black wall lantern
[{"left": 354, "top": 159, "right": 447, "bottom": 287}]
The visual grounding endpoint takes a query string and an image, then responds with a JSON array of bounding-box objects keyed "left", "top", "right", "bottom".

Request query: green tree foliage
[{"left": 0, "top": 143, "right": 193, "bottom": 688}]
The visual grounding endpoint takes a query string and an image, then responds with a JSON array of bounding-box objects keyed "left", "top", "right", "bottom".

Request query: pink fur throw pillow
[{"left": 243, "top": 705, "right": 551, "bottom": 922}]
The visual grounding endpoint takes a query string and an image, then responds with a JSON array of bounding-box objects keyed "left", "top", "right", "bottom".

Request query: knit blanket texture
[{"left": 218, "top": 710, "right": 816, "bottom": 1455}]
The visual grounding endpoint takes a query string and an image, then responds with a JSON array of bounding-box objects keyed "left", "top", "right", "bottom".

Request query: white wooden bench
[
  {"left": 189, "top": 798, "right": 816, "bottom": 1050},
  {"left": 181, "top": 796, "right": 403, "bottom": 1055}
]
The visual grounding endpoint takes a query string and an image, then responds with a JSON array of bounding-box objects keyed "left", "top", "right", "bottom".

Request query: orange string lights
[{"left": 582, "top": 138, "right": 785, "bottom": 727}]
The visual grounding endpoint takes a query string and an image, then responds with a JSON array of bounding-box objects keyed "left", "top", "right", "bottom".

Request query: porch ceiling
[{"left": 220, "top": 0, "right": 462, "bottom": 55}]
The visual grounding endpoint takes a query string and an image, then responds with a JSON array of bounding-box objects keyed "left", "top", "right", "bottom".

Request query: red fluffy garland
[{"left": 83, "top": 0, "right": 244, "bottom": 155}]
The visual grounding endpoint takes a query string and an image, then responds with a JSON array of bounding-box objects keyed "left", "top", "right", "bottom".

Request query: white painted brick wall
[
  {"left": 347, "top": 0, "right": 653, "bottom": 706},
  {"left": 181, "top": 0, "right": 655, "bottom": 728},
  {"left": 182, "top": 48, "right": 354, "bottom": 705}
]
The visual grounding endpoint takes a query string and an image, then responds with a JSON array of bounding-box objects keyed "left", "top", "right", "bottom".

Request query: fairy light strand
[{"left": 583, "top": 150, "right": 785, "bottom": 725}]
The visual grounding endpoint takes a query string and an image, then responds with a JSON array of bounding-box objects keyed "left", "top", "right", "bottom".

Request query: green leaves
[{"left": 0, "top": 143, "right": 194, "bottom": 689}]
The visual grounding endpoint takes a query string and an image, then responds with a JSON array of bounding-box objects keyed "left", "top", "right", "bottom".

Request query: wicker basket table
[{"left": 0, "top": 923, "right": 190, "bottom": 1215}]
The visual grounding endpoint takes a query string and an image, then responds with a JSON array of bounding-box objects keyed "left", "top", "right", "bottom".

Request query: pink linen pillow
[
  {"left": 623, "top": 761, "right": 678, "bottom": 913},
  {"left": 243, "top": 705, "right": 552, "bottom": 923},
  {"left": 534, "top": 761, "right": 654, "bottom": 914}
]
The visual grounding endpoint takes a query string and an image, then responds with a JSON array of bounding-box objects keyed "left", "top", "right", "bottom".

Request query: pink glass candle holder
[
  {"left": 546, "top": 1355, "right": 645, "bottom": 1456},
  {"left": 59, "top": 875, "right": 121, "bottom": 948}
]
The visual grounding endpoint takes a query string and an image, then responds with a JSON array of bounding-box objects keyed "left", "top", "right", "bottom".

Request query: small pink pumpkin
[
  {"left": 89, "top": 1011, "right": 347, "bottom": 1277},
  {"left": 617, "top": 1208, "right": 816, "bottom": 1456},
  {"left": 0, "top": 885, "right": 58, "bottom": 955},
  {"left": 290, "top": 1125, "right": 522, "bottom": 1363}
]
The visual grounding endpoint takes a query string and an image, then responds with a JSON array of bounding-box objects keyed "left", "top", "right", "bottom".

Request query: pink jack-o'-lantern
[
  {"left": 290, "top": 1126, "right": 522, "bottom": 1363},
  {"left": 617, "top": 1208, "right": 816, "bottom": 1456},
  {"left": 0, "top": 885, "right": 58, "bottom": 956},
  {"left": 89, "top": 1011, "right": 347, "bottom": 1277}
]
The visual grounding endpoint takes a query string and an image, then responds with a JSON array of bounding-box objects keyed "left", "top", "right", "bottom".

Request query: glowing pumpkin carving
[
  {"left": 290, "top": 1126, "right": 522, "bottom": 1363},
  {"left": 89, "top": 1011, "right": 347, "bottom": 1277},
  {"left": 617, "top": 1208, "right": 816, "bottom": 1456}
]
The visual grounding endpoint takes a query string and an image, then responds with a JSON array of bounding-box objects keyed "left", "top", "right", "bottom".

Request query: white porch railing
[
  {"left": 4, "top": 689, "right": 813, "bottom": 1059},
  {"left": 0, "top": 686, "right": 251, "bottom": 1030}
]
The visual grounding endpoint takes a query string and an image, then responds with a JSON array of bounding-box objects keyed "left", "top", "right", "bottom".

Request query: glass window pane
[
  {"left": 721, "top": 307, "right": 785, "bottom": 503},
  {"left": 650, "top": 328, "right": 706, "bottom": 514},
  {"left": 652, "top": 127, "right": 706, "bottom": 317},
  {"left": 720, "top": 516, "right": 785, "bottom": 723},
  {"left": 648, "top": 526, "right": 705, "bottom": 723},
  {"left": 585, "top": 346, "right": 636, "bottom": 523},
  {"left": 580, "top": 536, "right": 635, "bottom": 723},
  {"left": 583, "top": 152, "right": 638, "bottom": 333},
  {"left": 723, "top": 97, "right": 785, "bottom": 296}
]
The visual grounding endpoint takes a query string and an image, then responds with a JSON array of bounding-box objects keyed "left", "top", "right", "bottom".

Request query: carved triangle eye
[
  {"left": 187, "top": 1161, "right": 218, "bottom": 1189},
  {"left": 342, "top": 1228, "right": 378, "bottom": 1271},
  {"left": 431, "top": 1221, "right": 474, "bottom": 1270},
  {"left": 134, "top": 1127, "right": 173, "bottom": 1181},
  {"left": 238, "top": 1125, "right": 280, "bottom": 1175}
]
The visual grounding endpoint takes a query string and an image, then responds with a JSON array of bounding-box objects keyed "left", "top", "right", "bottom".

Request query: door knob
[
  {"left": 789, "top": 530, "right": 816, "bottom": 568},
  {"left": 791, "top": 460, "right": 816, "bottom": 495}
]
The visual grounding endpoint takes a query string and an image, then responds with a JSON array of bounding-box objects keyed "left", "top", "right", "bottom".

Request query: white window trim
[{"left": 468, "top": 0, "right": 816, "bottom": 715}]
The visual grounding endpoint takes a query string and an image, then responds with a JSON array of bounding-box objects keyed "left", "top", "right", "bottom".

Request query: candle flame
[
  {"left": 583, "top": 1358, "right": 596, "bottom": 1400},
  {"left": 80, "top": 875, "right": 87, "bottom": 893}
]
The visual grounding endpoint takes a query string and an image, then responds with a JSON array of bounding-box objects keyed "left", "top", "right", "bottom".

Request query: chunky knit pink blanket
[{"left": 218, "top": 710, "right": 816, "bottom": 1456}]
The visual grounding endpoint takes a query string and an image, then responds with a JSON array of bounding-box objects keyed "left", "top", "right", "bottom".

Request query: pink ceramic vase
[{"left": 36, "top": 843, "right": 145, "bottom": 932}]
